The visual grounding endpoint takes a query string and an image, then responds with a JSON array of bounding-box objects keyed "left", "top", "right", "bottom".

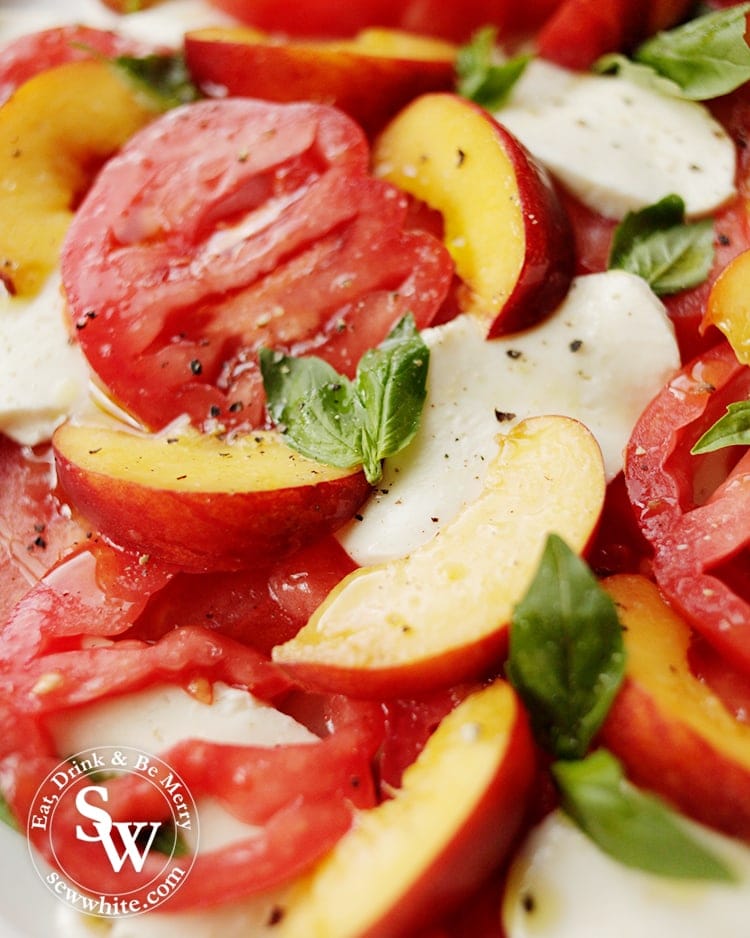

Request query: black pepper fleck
[
  {"left": 495, "top": 409, "right": 516, "bottom": 423},
  {"left": 190, "top": 359, "right": 203, "bottom": 375},
  {"left": 522, "top": 892, "right": 536, "bottom": 914},
  {"left": 569, "top": 339, "right": 583, "bottom": 352}
]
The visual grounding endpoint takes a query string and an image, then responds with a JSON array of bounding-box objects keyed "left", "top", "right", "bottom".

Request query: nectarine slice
[
  {"left": 372, "top": 92, "right": 574, "bottom": 335},
  {"left": 0, "top": 60, "right": 156, "bottom": 297},
  {"left": 274, "top": 680, "right": 535, "bottom": 938},
  {"left": 53, "top": 423, "right": 370, "bottom": 572},
  {"left": 273, "top": 415, "right": 605, "bottom": 696},
  {"left": 601, "top": 574, "right": 750, "bottom": 841},
  {"left": 184, "top": 27, "right": 456, "bottom": 136}
]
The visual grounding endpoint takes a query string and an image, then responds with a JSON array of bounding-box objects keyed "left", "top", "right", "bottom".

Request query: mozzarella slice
[
  {"left": 338, "top": 270, "right": 679, "bottom": 566},
  {"left": 496, "top": 59, "right": 736, "bottom": 220},
  {"left": 503, "top": 811, "right": 750, "bottom": 938},
  {"left": 0, "top": 273, "right": 90, "bottom": 446},
  {"left": 46, "top": 681, "right": 317, "bottom": 756}
]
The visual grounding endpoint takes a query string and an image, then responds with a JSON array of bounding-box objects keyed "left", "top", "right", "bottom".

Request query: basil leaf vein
[
  {"left": 608, "top": 194, "right": 714, "bottom": 295},
  {"left": 506, "top": 533, "right": 625, "bottom": 761},
  {"left": 553, "top": 750, "right": 737, "bottom": 882}
]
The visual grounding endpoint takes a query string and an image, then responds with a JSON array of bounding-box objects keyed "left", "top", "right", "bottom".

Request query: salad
[{"left": 1, "top": 1, "right": 750, "bottom": 936}]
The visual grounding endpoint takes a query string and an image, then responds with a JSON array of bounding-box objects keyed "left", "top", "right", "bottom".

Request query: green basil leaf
[
  {"left": 260, "top": 316, "right": 430, "bottom": 483},
  {"left": 608, "top": 194, "right": 714, "bottom": 295},
  {"left": 506, "top": 534, "right": 625, "bottom": 760},
  {"left": 456, "top": 27, "right": 529, "bottom": 109},
  {"left": 553, "top": 750, "right": 737, "bottom": 882},
  {"left": 691, "top": 400, "right": 750, "bottom": 453},
  {"left": 113, "top": 53, "right": 201, "bottom": 110},
  {"left": 259, "top": 349, "right": 363, "bottom": 469},
  {"left": 0, "top": 790, "right": 18, "bottom": 831},
  {"left": 355, "top": 315, "right": 430, "bottom": 483},
  {"left": 633, "top": 3, "right": 750, "bottom": 100}
]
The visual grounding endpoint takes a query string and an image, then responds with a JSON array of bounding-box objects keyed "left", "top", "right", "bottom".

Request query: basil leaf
[
  {"left": 356, "top": 315, "right": 429, "bottom": 483},
  {"left": 506, "top": 534, "right": 625, "bottom": 760},
  {"left": 0, "top": 791, "right": 18, "bottom": 831},
  {"left": 260, "top": 315, "right": 430, "bottom": 483},
  {"left": 456, "top": 27, "right": 529, "bottom": 109},
  {"left": 608, "top": 194, "right": 714, "bottom": 295},
  {"left": 633, "top": 3, "right": 750, "bottom": 100},
  {"left": 259, "top": 349, "right": 364, "bottom": 469},
  {"left": 691, "top": 400, "right": 750, "bottom": 453},
  {"left": 113, "top": 53, "right": 201, "bottom": 109},
  {"left": 553, "top": 750, "right": 737, "bottom": 882}
]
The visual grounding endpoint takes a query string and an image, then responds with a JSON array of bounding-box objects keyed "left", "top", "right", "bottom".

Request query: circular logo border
[{"left": 27, "top": 745, "right": 199, "bottom": 919}]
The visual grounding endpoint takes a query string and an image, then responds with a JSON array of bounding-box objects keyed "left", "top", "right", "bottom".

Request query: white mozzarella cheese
[
  {"left": 338, "top": 270, "right": 679, "bottom": 566},
  {"left": 503, "top": 811, "right": 750, "bottom": 938},
  {"left": 0, "top": 273, "right": 90, "bottom": 446},
  {"left": 496, "top": 59, "right": 736, "bottom": 220},
  {"left": 46, "top": 681, "right": 317, "bottom": 757}
]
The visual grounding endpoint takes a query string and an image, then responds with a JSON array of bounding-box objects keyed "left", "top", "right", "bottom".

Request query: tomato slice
[
  {"left": 624, "top": 341, "right": 750, "bottom": 676},
  {"left": 0, "top": 437, "right": 88, "bottom": 623},
  {"left": 61, "top": 98, "right": 453, "bottom": 432}
]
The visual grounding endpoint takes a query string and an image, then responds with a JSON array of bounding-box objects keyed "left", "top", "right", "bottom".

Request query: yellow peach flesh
[
  {"left": 54, "top": 423, "right": 361, "bottom": 494},
  {"left": 372, "top": 93, "right": 525, "bottom": 320},
  {"left": 0, "top": 60, "right": 156, "bottom": 297}
]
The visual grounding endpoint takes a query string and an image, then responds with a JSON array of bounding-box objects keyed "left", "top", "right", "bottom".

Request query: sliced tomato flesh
[{"left": 61, "top": 98, "right": 453, "bottom": 432}]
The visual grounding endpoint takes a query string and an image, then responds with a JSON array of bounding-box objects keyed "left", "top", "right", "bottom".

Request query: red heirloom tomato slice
[
  {"left": 624, "top": 341, "right": 750, "bottom": 677},
  {"left": 61, "top": 98, "right": 452, "bottom": 432},
  {"left": 0, "top": 437, "right": 88, "bottom": 622}
]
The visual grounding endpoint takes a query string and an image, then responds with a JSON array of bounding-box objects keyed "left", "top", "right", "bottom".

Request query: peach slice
[
  {"left": 600, "top": 574, "right": 750, "bottom": 841},
  {"left": 184, "top": 27, "right": 456, "bottom": 136},
  {"left": 0, "top": 60, "right": 156, "bottom": 297},
  {"left": 372, "top": 92, "right": 575, "bottom": 336},
  {"left": 702, "top": 247, "right": 750, "bottom": 364},
  {"left": 53, "top": 423, "right": 370, "bottom": 572},
  {"left": 273, "top": 415, "right": 605, "bottom": 697},
  {"left": 274, "top": 679, "right": 536, "bottom": 938}
]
